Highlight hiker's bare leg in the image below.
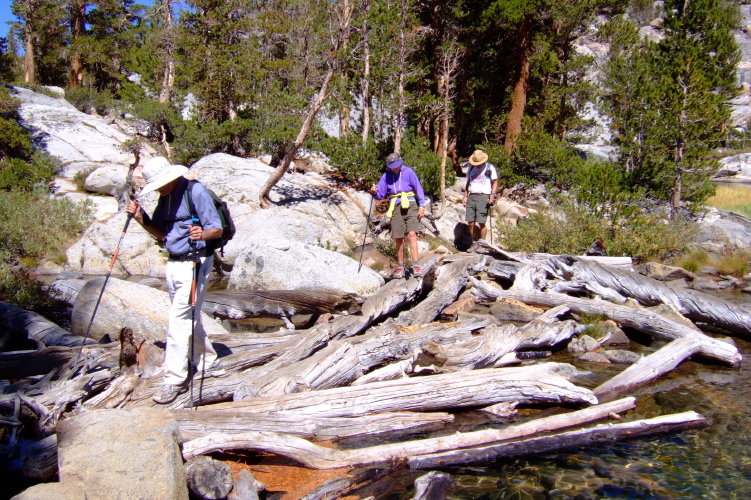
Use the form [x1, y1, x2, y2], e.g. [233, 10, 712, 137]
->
[408, 231, 419, 262]
[479, 222, 487, 241]
[468, 221, 478, 241]
[395, 237, 405, 265]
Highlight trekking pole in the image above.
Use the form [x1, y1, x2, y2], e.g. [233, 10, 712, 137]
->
[358, 195, 375, 273]
[188, 226, 199, 410]
[488, 202, 493, 246]
[73, 212, 133, 366]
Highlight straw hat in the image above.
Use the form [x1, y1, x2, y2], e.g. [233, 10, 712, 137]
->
[139, 157, 188, 195]
[469, 149, 489, 166]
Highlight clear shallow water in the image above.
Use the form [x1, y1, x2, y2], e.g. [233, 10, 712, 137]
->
[444, 334, 751, 499]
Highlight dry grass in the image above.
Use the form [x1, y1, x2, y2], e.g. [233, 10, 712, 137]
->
[706, 184, 751, 218]
[674, 248, 750, 277]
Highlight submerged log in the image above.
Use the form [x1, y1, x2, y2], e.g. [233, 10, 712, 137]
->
[470, 283, 741, 367]
[409, 411, 708, 469]
[412, 471, 455, 500]
[182, 398, 635, 467]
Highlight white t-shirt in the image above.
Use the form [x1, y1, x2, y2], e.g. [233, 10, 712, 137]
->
[466, 163, 498, 195]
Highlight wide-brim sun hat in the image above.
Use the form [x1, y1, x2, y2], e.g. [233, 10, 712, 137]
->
[469, 149, 489, 166]
[139, 156, 188, 195]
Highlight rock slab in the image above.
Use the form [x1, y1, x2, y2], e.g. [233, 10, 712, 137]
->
[13, 408, 188, 500]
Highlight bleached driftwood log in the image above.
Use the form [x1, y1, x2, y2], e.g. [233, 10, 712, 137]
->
[212, 364, 598, 418]
[203, 289, 360, 326]
[409, 411, 707, 469]
[416, 305, 576, 371]
[396, 256, 482, 326]
[182, 398, 635, 466]
[546, 256, 751, 338]
[470, 282, 741, 366]
[240, 317, 490, 397]
[594, 336, 703, 403]
[174, 410, 454, 441]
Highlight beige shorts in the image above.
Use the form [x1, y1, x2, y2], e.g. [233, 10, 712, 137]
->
[390, 203, 420, 239]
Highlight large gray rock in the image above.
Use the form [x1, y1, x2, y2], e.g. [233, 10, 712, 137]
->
[71, 276, 227, 342]
[694, 207, 751, 257]
[715, 152, 751, 182]
[12, 86, 137, 176]
[56, 153, 374, 276]
[11, 86, 154, 222]
[54, 408, 187, 500]
[228, 239, 384, 297]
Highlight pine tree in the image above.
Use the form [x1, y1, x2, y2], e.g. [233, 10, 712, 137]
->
[604, 0, 740, 214]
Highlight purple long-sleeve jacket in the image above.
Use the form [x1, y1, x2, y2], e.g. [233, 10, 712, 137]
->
[375, 166, 426, 207]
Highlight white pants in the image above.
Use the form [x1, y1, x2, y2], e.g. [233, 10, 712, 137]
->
[163, 255, 217, 385]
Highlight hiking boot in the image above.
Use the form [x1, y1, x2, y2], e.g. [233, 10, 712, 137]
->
[412, 265, 422, 277]
[391, 267, 405, 279]
[153, 383, 188, 404]
[204, 360, 226, 378]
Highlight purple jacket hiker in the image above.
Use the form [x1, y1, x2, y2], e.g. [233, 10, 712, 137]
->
[375, 165, 426, 207]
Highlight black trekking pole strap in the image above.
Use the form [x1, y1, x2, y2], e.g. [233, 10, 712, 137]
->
[73, 212, 133, 366]
[358, 196, 375, 273]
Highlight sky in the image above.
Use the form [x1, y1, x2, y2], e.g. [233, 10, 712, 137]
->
[1, 2, 15, 39]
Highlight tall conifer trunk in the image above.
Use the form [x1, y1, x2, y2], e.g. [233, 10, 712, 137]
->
[69, 1, 86, 88]
[504, 14, 532, 153]
[360, 0, 371, 144]
[23, 20, 35, 84]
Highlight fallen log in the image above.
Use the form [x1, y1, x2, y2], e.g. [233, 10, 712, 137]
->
[416, 305, 576, 372]
[546, 256, 751, 339]
[241, 317, 489, 397]
[173, 410, 454, 442]
[0, 347, 77, 379]
[0, 301, 93, 348]
[203, 289, 360, 328]
[212, 364, 598, 418]
[181, 398, 635, 467]
[409, 411, 707, 469]
[412, 471, 455, 500]
[396, 256, 482, 326]
[469, 282, 741, 367]
[593, 336, 702, 403]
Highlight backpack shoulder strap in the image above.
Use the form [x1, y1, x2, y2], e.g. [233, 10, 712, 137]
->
[183, 179, 200, 223]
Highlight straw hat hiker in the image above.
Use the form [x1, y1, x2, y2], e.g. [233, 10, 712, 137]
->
[468, 149, 489, 166]
[139, 156, 188, 195]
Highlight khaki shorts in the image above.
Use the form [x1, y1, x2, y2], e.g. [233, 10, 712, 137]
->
[466, 194, 490, 224]
[390, 203, 420, 239]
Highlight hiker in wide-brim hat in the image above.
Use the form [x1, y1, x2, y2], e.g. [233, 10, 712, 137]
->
[370, 153, 427, 279]
[126, 156, 226, 404]
[462, 149, 498, 249]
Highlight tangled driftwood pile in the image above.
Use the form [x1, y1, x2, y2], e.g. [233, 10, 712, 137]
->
[1, 240, 746, 498]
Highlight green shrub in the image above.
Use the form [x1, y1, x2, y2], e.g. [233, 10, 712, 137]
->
[499, 197, 695, 262]
[0, 188, 92, 264]
[315, 134, 384, 188]
[65, 85, 117, 115]
[401, 130, 454, 199]
[0, 264, 59, 310]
